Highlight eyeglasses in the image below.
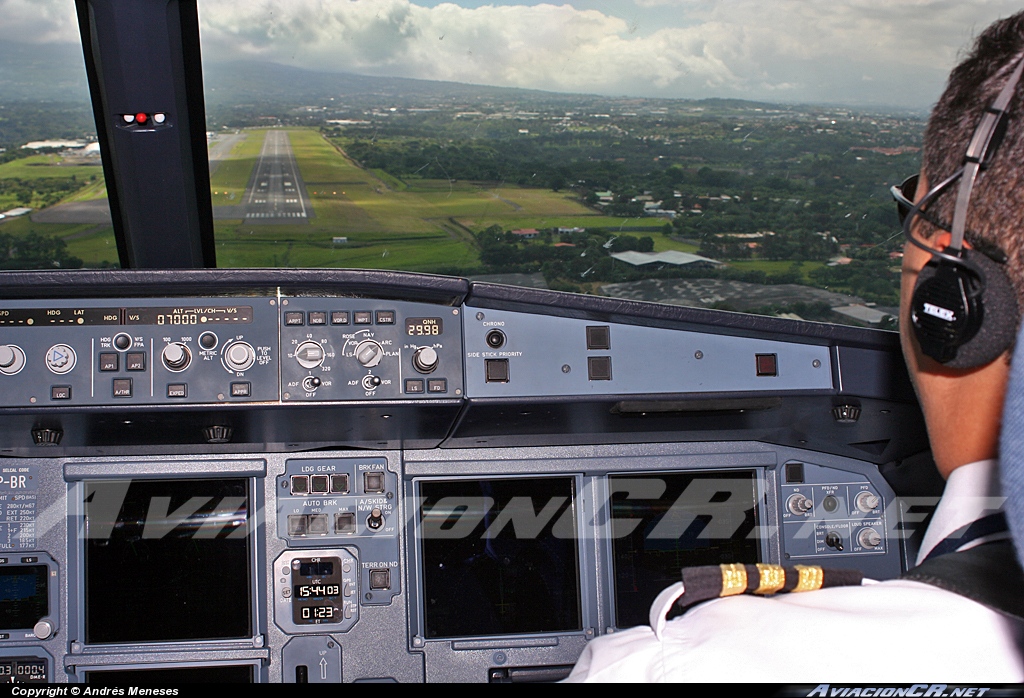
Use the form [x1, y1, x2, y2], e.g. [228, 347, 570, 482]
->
[890, 172, 1007, 264]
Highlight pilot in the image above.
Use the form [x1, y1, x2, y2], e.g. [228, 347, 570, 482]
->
[566, 11, 1024, 682]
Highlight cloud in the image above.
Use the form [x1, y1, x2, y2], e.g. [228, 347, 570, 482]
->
[3, 0, 1022, 107]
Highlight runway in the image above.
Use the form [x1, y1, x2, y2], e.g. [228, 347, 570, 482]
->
[241, 130, 313, 224]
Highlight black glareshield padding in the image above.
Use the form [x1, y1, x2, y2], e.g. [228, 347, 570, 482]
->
[912, 249, 1019, 368]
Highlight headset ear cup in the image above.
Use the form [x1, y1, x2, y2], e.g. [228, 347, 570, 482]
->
[911, 250, 1019, 368]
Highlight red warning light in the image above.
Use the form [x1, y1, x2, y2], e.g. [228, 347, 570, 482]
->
[135, 112, 148, 124]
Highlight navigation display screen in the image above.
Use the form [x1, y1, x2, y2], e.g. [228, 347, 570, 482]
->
[610, 470, 760, 628]
[83, 478, 252, 644]
[418, 477, 582, 638]
[0, 565, 48, 630]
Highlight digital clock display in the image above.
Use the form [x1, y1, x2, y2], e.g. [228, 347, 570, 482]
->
[406, 317, 442, 336]
[300, 606, 336, 620]
[296, 584, 341, 597]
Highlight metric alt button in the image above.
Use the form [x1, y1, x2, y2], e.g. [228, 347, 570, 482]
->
[126, 352, 146, 371]
[198, 332, 218, 350]
[99, 353, 119, 372]
[112, 378, 132, 398]
[45, 344, 76, 374]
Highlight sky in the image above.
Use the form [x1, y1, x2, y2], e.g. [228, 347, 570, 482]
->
[2, 0, 1022, 108]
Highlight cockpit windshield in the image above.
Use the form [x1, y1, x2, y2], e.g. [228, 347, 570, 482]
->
[1, 0, 1017, 329]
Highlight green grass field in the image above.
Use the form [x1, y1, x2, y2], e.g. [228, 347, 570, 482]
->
[2, 128, 686, 273]
[210, 131, 264, 206]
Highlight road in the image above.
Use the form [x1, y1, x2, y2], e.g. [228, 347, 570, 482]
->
[241, 130, 312, 224]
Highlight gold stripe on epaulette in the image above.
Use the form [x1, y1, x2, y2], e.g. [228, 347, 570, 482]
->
[792, 565, 825, 592]
[754, 563, 786, 595]
[719, 563, 747, 596]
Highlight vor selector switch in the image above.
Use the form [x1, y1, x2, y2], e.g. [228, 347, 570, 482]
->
[162, 342, 191, 372]
[412, 346, 439, 374]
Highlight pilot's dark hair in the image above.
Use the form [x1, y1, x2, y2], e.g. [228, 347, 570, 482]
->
[923, 11, 1024, 302]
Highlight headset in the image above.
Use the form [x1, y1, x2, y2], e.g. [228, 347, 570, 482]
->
[896, 55, 1024, 368]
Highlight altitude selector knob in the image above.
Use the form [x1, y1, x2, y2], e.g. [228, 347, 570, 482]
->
[355, 340, 383, 368]
[412, 346, 439, 374]
[162, 342, 191, 371]
[223, 342, 256, 372]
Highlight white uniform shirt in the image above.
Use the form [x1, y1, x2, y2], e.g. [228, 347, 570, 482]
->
[565, 460, 1024, 682]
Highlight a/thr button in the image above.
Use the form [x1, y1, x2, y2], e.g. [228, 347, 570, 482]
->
[112, 378, 132, 398]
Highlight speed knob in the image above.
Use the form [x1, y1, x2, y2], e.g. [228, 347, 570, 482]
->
[223, 342, 256, 372]
[295, 341, 325, 369]
[412, 346, 439, 374]
[355, 340, 383, 368]
[0, 344, 26, 375]
[161, 342, 191, 371]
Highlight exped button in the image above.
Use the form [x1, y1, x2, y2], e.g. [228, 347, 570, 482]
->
[166, 383, 187, 398]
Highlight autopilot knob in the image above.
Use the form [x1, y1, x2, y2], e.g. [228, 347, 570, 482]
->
[161, 342, 191, 371]
[223, 341, 256, 372]
[355, 340, 383, 368]
[0, 345, 26, 375]
[412, 346, 439, 374]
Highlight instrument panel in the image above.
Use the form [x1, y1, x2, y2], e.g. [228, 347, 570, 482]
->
[0, 270, 930, 682]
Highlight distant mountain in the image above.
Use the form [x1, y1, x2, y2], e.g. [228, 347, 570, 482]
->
[0, 41, 90, 102]
[202, 60, 588, 107]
